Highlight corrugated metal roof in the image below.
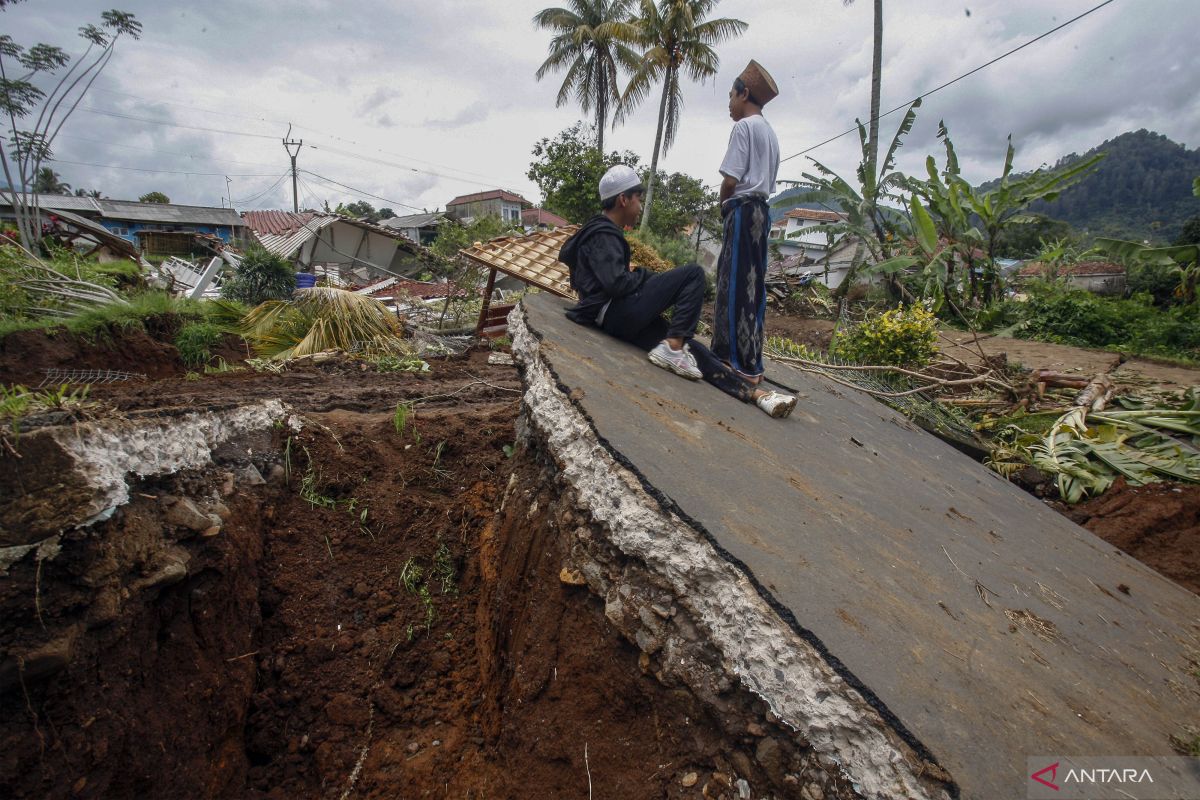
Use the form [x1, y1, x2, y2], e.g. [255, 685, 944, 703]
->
[45, 208, 140, 258]
[0, 193, 104, 213]
[97, 199, 244, 227]
[250, 214, 337, 258]
[460, 225, 577, 298]
[380, 212, 447, 229]
[241, 210, 320, 237]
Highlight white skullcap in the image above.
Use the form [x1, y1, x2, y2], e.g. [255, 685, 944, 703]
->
[598, 164, 642, 201]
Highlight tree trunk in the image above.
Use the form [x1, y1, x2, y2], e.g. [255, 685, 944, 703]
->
[597, 69, 607, 156]
[867, 0, 882, 185]
[639, 69, 672, 233]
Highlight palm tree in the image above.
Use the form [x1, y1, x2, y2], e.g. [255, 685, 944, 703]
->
[533, 0, 641, 155]
[32, 167, 71, 195]
[844, 0, 883, 212]
[619, 0, 746, 232]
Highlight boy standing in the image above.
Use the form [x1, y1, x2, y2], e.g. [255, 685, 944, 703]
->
[558, 164, 797, 418]
[713, 60, 780, 385]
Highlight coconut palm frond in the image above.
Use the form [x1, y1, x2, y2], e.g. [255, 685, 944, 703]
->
[241, 288, 403, 360]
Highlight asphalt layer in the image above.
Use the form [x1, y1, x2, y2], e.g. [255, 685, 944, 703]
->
[523, 292, 1200, 799]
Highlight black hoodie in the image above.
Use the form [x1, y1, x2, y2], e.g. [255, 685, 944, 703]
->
[558, 214, 649, 325]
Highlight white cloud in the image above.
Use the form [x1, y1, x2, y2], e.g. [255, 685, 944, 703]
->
[4, 0, 1197, 212]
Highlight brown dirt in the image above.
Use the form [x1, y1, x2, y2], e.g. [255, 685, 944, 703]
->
[1065, 480, 1200, 595]
[0, 334, 761, 799]
[2, 319, 1197, 799]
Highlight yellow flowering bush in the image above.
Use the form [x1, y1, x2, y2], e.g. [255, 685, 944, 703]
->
[831, 304, 939, 367]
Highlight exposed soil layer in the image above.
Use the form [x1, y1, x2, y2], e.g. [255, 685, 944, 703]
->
[2, 319, 1197, 798]
[1066, 480, 1200, 595]
[0, 346, 785, 799]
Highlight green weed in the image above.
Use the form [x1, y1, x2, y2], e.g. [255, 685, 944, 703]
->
[392, 402, 411, 435]
[371, 353, 430, 373]
[174, 321, 224, 367]
[399, 558, 424, 594]
[432, 539, 457, 597]
[298, 447, 337, 509]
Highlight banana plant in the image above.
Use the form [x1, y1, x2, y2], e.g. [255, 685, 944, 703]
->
[904, 124, 1103, 304]
[786, 99, 922, 309]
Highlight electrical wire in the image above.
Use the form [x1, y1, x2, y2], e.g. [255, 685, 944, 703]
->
[47, 158, 278, 177]
[299, 169, 428, 214]
[779, 0, 1118, 164]
[79, 106, 279, 140]
[233, 171, 291, 206]
[52, 132, 282, 171]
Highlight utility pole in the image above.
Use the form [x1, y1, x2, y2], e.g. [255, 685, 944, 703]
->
[282, 124, 303, 213]
[225, 176, 232, 209]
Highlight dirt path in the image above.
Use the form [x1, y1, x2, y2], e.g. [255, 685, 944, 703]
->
[938, 329, 1200, 391]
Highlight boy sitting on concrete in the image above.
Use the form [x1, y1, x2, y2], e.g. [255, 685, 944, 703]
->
[558, 164, 797, 418]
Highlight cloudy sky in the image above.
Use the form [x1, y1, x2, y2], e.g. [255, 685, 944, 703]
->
[5, 0, 1198, 214]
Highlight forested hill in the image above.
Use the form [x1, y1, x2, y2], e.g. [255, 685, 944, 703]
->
[993, 130, 1200, 244]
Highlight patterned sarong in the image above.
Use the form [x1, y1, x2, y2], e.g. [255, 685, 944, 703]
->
[712, 195, 771, 379]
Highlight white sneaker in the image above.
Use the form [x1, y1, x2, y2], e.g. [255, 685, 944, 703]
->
[756, 390, 797, 419]
[648, 341, 702, 380]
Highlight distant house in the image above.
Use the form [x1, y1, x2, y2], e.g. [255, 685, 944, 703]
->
[522, 207, 569, 231]
[242, 210, 441, 285]
[94, 199, 246, 247]
[446, 189, 531, 225]
[0, 193, 245, 252]
[769, 209, 857, 288]
[1017, 260, 1126, 295]
[379, 211, 450, 246]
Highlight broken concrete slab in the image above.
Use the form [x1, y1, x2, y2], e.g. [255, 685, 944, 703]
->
[0, 399, 292, 545]
[514, 293, 1200, 800]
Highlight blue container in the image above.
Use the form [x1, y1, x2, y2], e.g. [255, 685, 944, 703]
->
[295, 272, 316, 289]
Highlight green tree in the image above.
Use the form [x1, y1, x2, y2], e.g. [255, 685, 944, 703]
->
[32, 167, 70, 194]
[644, 169, 716, 239]
[220, 245, 296, 306]
[72, 187, 102, 199]
[0, 9, 141, 249]
[430, 215, 518, 260]
[992, 213, 1075, 258]
[377, 207, 396, 220]
[533, 0, 641, 156]
[138, 191, 169, 204]
[618, 0, 746, 232]
[527, 121, 641, 224]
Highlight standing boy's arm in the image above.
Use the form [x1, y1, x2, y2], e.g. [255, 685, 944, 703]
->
[718, 174, 738, 204]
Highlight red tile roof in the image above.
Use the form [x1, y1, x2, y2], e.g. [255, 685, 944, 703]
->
[1018, 260, 1125, 278]
[782, 208, 846, 223]
[522, 207, 569, 227]
[241, 210, 320, 236]
[447, 189, 531, 208]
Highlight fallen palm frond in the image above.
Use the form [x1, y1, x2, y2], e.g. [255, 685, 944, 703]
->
[240, 287, 403, 360]
[2, 242, 127, 317]
[1008, 404, 1200, 503]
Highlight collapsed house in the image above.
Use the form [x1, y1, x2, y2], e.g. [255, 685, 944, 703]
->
[241, 210, 442, 285]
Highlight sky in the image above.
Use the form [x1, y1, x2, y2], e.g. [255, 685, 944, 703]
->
[4, 0, 1198, 215]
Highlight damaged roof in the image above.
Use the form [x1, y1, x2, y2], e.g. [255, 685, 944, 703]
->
[459, 225, 577, 298]
[241, 210, 433, 261]
[97, 199, 244, 227]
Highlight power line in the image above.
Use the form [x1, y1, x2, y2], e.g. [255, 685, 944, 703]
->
[53, 132, 281, 171]
[80, 106, 279, 140]
[233, 171, 291, 206]
[779, 0, 1118, 165]
[46, 158, 278, 178]
[299, 170, 428, 214]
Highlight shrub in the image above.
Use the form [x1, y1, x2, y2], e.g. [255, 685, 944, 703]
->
[174, 322, 224, 367]
[1017, 284, 1200, 361]
[831, 304, 939, 367]
[220, 246, 296, 306]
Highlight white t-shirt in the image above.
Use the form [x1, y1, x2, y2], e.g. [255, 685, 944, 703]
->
[719, 114, 780, 199]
